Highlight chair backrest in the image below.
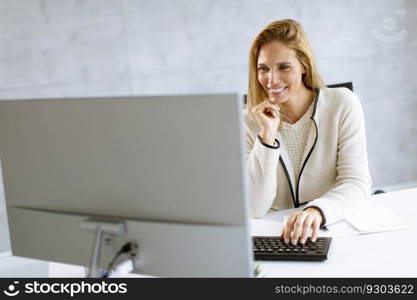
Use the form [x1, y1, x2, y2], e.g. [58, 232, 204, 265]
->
[243, 82, 353, 105]
[327, 82, 353, 91]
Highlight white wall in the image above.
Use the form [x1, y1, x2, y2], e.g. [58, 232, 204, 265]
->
[1, 0, 416, 255]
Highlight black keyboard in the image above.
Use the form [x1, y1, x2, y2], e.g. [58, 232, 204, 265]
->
[253, 236, 332, 261]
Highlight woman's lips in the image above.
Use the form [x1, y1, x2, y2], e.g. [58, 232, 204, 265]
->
[269, 86, 287, 96]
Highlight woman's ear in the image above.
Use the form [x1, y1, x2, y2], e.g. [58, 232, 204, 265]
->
[300, 61, 307, 75]
[301, 67, 307, 80]
[301, 65, 307, 76]
[301, 66, 307, 75]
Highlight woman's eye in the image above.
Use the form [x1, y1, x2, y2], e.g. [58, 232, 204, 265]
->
[280, 65, 290, 70]
[258, 66, 268, 72]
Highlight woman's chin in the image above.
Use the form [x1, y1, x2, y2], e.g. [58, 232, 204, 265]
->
[269, 96, 288, 105]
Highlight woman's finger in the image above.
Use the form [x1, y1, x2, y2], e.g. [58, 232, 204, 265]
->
[265, 108, 278, 118]
[290, 213, 308, 245]
[257, 101, 278, 112]
[311, 218, 321, 242]
[282, 213, 298, 243]
[299, 215, 314, 244]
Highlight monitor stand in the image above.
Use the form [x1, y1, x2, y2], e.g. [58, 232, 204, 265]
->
[80, 219, 127, 278]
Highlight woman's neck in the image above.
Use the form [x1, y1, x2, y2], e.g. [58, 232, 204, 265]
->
[280, 86, 315, 124]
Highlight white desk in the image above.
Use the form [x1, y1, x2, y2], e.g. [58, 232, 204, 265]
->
[1, 187, 416, 278]
[0, 252, 49, 277]
[254, 187, 417, 277]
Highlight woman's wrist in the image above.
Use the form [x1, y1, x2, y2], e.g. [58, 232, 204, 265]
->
[304, 206, 326, 227]
[259, 130, 276, 146]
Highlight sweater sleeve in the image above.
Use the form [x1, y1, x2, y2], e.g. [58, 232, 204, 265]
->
[304, 92, 372, 225]
[244, 113, 280, 218]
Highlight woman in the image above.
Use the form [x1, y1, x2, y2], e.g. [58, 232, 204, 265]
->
[245, 19, 371, 245]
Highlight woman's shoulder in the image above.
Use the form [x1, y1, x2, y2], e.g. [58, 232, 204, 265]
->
[319, 87, 362, 112]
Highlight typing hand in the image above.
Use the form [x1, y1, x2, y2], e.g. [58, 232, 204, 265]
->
[280, 208, 323, 245]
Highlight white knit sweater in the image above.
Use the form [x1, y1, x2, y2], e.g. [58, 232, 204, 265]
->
[244, 87, 372, 226]
[281, 101, 314, 188]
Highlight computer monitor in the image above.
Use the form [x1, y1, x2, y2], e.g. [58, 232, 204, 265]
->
[0, 94, 252, 277]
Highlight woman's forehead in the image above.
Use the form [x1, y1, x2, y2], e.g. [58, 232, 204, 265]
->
[257, 41, 298, 64]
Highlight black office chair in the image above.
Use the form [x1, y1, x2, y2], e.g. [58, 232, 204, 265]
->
[327, 82, 353, 91]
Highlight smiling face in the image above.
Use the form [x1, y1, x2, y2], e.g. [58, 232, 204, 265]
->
[257, 41, 307, 105]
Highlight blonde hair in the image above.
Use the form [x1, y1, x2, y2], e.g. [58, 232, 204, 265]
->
[247, 19, 325, 108]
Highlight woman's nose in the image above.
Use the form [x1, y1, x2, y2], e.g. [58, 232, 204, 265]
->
[267, 71, 281, 87]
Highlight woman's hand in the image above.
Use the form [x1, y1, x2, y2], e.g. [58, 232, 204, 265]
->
[280, 208, 323, 245]
[251, 100, 280, 145]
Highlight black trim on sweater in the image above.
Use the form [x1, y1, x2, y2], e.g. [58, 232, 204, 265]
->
[295, 119, 319, 206]
[257, 135, 280, 149]
[294, 88, 320, 206]
[279, 88, 320, 208]
[303, 205, 327, 227]
[279, 157, 297, 208]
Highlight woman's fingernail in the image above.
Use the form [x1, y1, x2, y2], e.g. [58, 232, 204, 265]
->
[291, 239, 297, 245]
[284, 238, 289, 244]
[300, 238, 306, 244]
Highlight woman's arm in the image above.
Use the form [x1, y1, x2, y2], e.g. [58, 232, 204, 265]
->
[244, 111, 281, 218]
[304, 92, 372, 226]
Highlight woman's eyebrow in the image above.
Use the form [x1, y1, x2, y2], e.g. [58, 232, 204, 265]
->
[257, 61, 292, 66]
